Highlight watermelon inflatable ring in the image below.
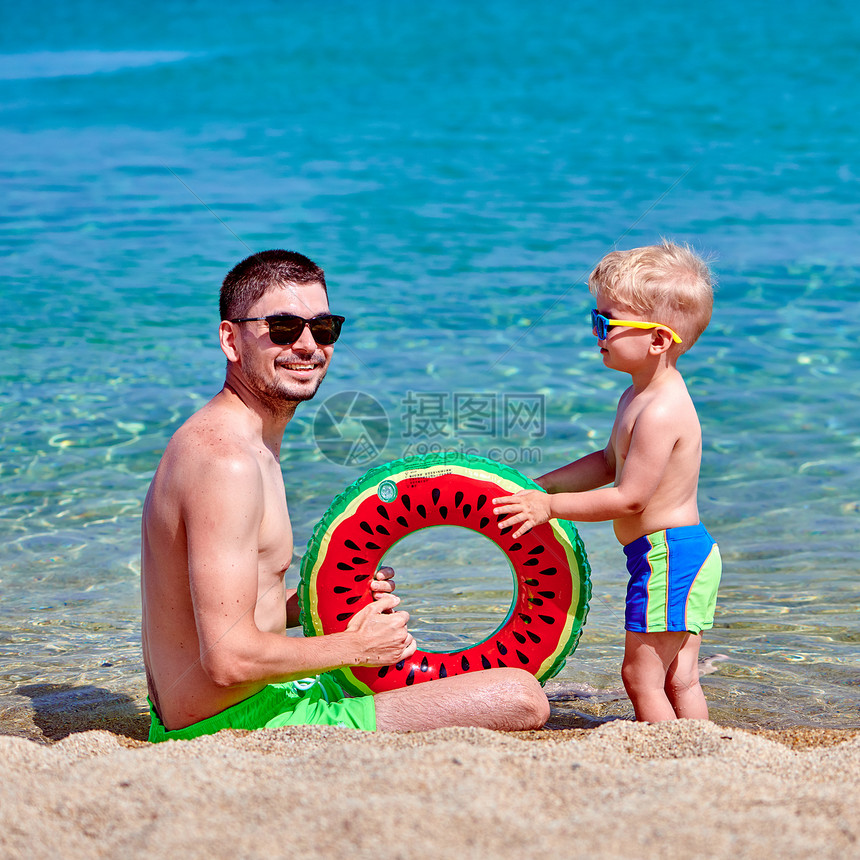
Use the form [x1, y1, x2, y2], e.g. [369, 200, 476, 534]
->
[298, 452, 591, 695]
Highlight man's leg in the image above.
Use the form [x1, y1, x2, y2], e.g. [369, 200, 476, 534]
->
[373, 668, 549, 731]
[621, 630, 690, 722]
[664, 632, 709, 719]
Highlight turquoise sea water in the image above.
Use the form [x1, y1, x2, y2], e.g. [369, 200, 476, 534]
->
[2, 0, 859, 733]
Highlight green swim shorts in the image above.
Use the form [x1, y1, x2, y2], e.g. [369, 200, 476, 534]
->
[148, 674, 376, 742]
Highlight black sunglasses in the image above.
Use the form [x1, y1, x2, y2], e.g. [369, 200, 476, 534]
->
[229, 313, 345, 346]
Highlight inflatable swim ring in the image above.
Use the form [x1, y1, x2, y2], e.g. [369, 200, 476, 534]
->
[299, 452, 591, 695]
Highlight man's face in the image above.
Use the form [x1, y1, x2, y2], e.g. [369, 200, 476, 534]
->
[233, 281, 335, 411]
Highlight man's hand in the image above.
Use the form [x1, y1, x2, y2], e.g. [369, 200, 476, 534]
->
[346, 592, 417, 666]
[370, 565, 396, 599]
[492, 490, 553, 539]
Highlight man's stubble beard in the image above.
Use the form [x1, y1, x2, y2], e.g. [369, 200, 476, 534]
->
[244, 359, 330, 420]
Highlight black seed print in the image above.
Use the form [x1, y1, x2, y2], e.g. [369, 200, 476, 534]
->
[420, 656, 429, 672]
[439, 506, 448, 519]
[479, 517, 490, 528]
[477, 494, 487, 510]
[333, 586, 350, 593]
[481, 655, 491, 670]
[366, 541, 381, 550]
[499, 526, 513, 536]
[376, 505, 390, 520]
[538, 591, 555, 599]
[461, 656, 470, 671]
[354, 574, 369, 582]
[336, 612, 353, 621]
[376, 524, 390, 535]
[378, 665, 389, 678]
[352, 556, 369, 565]
[346, 596, 362, 605]
[524, 578, 539, 586]
[345, 539, 360, 551]
[528, 545, 545, 555]
[462, 504, 471, 518]
[439, 663, 448, 679]
[396, 660, 405, 671]
[527, 630, 541, 644]
[513, 631, 526, 644]
[539, 567, 557, 576]
[523, 558, 540, 566]
[518, 613, 532, 624]
[406, 668, 415, 685]
[360, 521, 373, 534]
[397, 516, 408, 527]
[432, 488, 441, 505]
[516, 650, 529, 665]
[336, 562, 354, 570]
[455, 491, 464, 508]
[496, 641, 508, 655]
[402, 494, 411, 511]
[509, 542, 522, 552]
[497, 659, 507, 667]
[528, 597, 544, 606]
[538, 615, 555, 625]
[417, 504, 427, 518]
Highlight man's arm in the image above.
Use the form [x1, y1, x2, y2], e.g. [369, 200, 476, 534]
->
[185, 454, 415, 689]
[493, 404, 679, 538]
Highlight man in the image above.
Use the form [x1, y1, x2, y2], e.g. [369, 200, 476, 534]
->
[141, 250, 549, 740]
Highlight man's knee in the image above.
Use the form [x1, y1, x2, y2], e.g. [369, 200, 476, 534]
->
[494, 668, 550, 729]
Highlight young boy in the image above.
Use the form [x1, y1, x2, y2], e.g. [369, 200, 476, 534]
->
[493, 241, 721, 722]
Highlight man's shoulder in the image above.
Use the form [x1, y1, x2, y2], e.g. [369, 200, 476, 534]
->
[159, 401, 264, 485]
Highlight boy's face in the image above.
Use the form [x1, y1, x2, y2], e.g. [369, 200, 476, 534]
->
[592, 296, 666, 373]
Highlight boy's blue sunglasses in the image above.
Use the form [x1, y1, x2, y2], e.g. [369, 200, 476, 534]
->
[591, 310, 683, 344]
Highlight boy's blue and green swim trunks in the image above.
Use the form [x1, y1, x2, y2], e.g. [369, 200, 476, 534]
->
[148, 673, 376, 742]
[623, 524, 722, 635]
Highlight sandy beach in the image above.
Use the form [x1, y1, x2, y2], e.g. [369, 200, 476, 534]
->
[2, 706, 859, 859]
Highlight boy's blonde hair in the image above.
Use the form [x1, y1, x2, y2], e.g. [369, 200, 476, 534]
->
[588, 241, 714, 352]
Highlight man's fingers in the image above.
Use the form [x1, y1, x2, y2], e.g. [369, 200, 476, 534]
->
[371, 565, 397, 597]
[366, 592, 400, 612]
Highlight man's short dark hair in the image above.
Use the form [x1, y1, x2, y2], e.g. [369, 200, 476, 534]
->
[220, 250, 327, 321]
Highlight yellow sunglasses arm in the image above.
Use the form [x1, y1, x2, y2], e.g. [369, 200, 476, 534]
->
[614, 319, 683, 344]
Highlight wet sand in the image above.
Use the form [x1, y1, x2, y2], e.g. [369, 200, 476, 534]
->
[1, 701, 859, 859]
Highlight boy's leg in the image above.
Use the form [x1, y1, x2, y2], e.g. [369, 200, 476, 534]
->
[373, 667, 550, 731]
[622, 630, 693, 722]
[664, 632, 708, 719]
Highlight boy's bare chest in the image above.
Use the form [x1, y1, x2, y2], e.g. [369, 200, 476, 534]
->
[609, 396, 645, 462]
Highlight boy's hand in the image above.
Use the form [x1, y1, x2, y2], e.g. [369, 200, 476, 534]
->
[492, 490, 552, 539]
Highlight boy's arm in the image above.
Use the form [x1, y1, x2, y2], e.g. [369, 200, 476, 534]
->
[536, 449, 615, 493]
[494, 404, 679, 538]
